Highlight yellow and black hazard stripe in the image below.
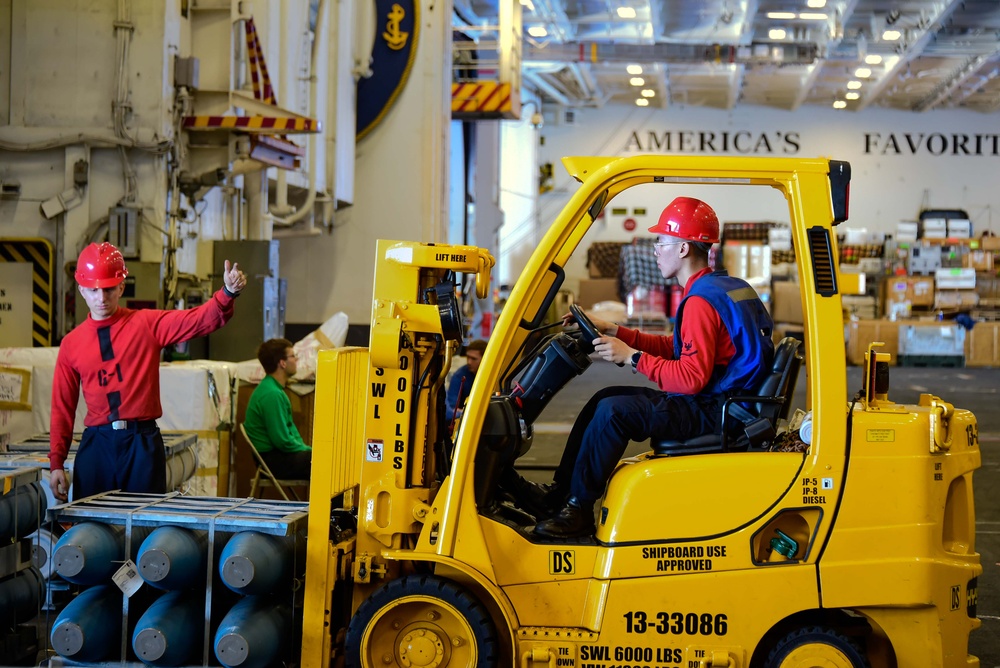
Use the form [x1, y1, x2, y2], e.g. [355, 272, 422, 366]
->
[182, 115, 320, 133]
[451, 82, 518, 118]
[0, 238, 54, 346]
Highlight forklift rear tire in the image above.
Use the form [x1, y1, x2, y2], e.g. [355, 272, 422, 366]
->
[345, 574, 499, 668]
[765, 626, 871, 668]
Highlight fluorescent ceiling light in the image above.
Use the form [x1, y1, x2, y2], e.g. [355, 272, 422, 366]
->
[630, 77, 645, 86]
[641, 89, 655, 97]
[833, 100, 847, 109]
[882, 29, 901, 41]
[807, 0, 826, 7]
[847, 80, 862, 90]
[855, 67, 871, 78]
[865, 54, 883, 65]
[636, 98, 649, 106]
[767, 12, 796, 19]
[627, 64, 643, 75]
[527, 25, 548, 37]
[518, 0, 535, 11]
[799, 12, 827, 20]
[617, 6, 636, 19]
[769, 28, 787, 39]
[845, 92, 860, 100]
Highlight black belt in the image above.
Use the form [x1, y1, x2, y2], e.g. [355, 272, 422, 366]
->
[95, 419, 158, 431]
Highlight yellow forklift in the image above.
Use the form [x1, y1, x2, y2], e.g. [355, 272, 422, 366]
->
[300, 156, 982, 667]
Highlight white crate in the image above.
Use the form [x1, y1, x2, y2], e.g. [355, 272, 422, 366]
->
[896, 221, 918, 241]
[935, 267, 976, 290]
[947, 219, 972, 238]
[921, 218, 948, 239]
[898, 324, 965, 357]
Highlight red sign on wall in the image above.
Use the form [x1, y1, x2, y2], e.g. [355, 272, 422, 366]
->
[623, 218, 637, 231]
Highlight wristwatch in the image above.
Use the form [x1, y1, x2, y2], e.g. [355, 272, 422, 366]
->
[630, 351, 643, 373]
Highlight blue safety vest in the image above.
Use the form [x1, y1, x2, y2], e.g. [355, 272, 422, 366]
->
[673, 270, 775, 395]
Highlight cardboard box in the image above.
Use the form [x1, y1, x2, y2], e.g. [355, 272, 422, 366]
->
[722, 242, 771, 280]
[966, 322, 1000, 367]
[882, 276, 935, 309]
[847, 319, 900, 366]
[976, 275, 1000, 306]
[981, 236, 1000, 251]
[934, 290, 979, 311]
[963, 250, 994, 272]
[586, 242, 625, 278]
[771, 280, 804, 325]
[772, 323, 804, 345]
[842, 295, 878, 320]
[577, 278, 620, 308]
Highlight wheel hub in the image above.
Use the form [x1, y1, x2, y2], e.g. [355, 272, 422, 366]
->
[398, 628, 445, 668]
[781, 644, 854, 668]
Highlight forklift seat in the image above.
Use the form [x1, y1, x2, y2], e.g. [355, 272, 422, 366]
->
[650, 337, 803, 456]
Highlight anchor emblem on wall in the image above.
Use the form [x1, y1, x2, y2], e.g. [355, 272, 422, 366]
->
[383, 4, 408, 51]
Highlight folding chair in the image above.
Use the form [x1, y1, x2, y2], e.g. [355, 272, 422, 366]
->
[238, 423, 309, 501]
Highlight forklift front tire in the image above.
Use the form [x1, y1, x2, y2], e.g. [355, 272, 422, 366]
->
[345, 574, 499, 668]
[764, 626, 871, 668]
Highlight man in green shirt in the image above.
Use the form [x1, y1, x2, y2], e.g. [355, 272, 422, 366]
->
[244, 338, 312, 479]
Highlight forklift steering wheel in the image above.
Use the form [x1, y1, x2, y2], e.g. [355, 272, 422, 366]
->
[569, 304, 602, 355]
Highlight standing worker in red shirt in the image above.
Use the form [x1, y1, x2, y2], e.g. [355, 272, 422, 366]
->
[48, 242, 247, 502]
[528, 197, 774, 538]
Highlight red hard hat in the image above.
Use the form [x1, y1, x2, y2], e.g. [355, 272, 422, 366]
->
[648, 197, 720, 243]
[75, 242, 128, 288]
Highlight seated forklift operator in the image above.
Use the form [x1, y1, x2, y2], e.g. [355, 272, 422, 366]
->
[525, 197, 775, 539]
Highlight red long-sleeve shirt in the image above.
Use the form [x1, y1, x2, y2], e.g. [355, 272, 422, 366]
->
[616, 268, 736, 394]
[49, 289, 236, 470]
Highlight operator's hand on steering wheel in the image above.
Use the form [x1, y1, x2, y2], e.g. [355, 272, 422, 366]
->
[593, 336, 637, 366]
[561, 310, 619, 336]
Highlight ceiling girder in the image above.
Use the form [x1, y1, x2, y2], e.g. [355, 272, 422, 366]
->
[524, 41, 819, 65]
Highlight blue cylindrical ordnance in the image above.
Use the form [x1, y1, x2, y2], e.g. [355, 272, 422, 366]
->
[0, 567, 43, 626]
[53, 521, 152, 585]
[138, 526, 206, 591]
[132, 590, 204, 667]
[218, 531, 292, 595]
[53, 521, 124, 585]
[214, 596, 291, 668]
[50, 584, 121, 663]
[0, 482, 47, 542]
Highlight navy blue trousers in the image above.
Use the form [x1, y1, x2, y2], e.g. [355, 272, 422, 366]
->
[73, 423, 166, 501]
[552, 386, 721, 503]
[261, 450, 312, 480]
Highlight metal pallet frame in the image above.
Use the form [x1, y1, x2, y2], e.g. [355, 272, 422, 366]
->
[47, 492, 308, 666]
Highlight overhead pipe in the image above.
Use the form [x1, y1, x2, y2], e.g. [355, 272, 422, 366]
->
[913, 52, 994, 111]
[271, 0, 327, 227]
[525, 41, 820, 65]
[856, 0, 965, 111]
[566, 63, 594, 98]
[523, 70, 573, 106]
[529, 0, 574, 43]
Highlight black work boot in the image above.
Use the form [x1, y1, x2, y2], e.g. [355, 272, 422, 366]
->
[533, 497, 596, 539]
[504, 474, 567, 519]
